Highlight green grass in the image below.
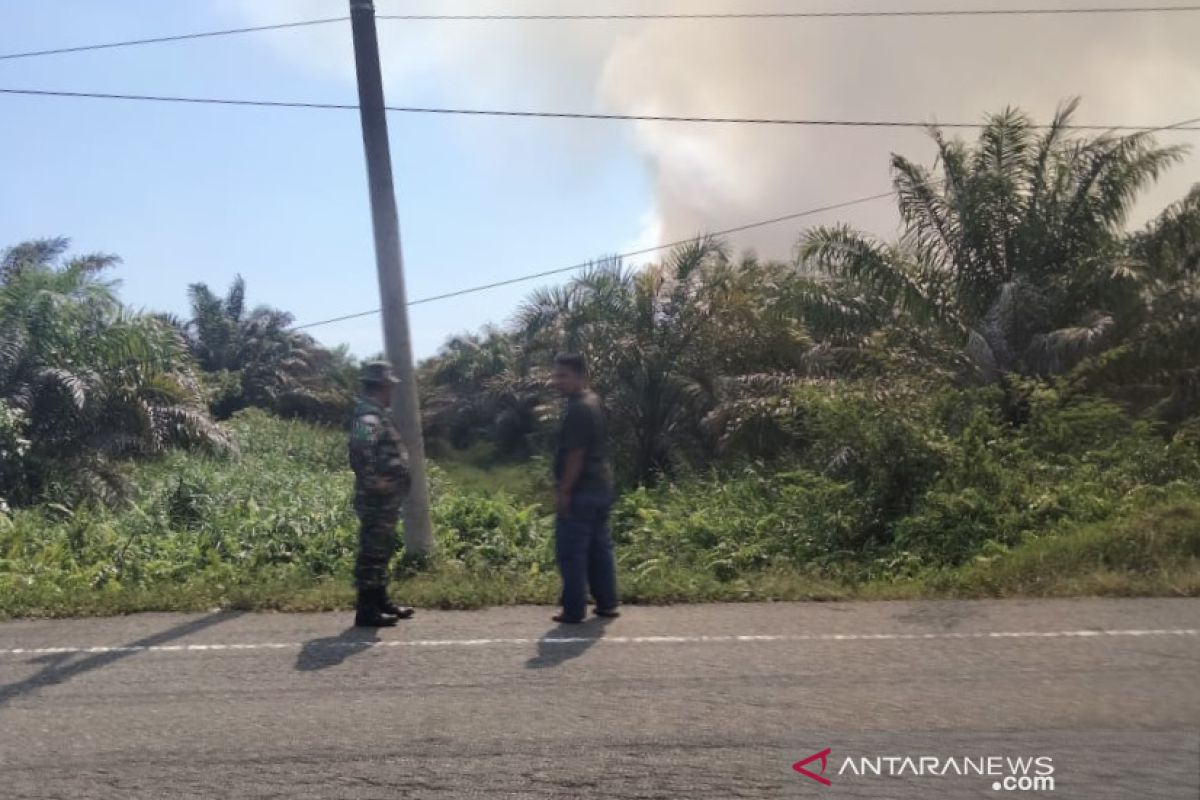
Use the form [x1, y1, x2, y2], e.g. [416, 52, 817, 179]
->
[928, 500, 1200, 598]
[3, 504, 1196, 618]
[431, 444, 550, 505]
[1, 408, 1198, 619]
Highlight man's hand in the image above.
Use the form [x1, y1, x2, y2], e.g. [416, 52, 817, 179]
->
[556, 491, 572, 518]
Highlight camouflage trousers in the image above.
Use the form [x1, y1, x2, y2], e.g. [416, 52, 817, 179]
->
[354, 500, 400, 591]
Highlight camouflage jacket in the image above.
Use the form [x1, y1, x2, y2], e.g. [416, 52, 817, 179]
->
[349, 398, 411, 508]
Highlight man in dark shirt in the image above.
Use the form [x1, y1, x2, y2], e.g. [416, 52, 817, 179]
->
[550, 353, 619, 623]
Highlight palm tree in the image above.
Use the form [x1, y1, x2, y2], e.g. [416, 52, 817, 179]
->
[419, 327, 549, 456]
[800, 100, 1186, 381]
[418, 241, 882, 481]
[1075, 184, 1200, 423]
[513, 242, 813, 484]
[0, 239, 226, 506]
[185, 277, 350, 420]
[272, 341, 361, 426]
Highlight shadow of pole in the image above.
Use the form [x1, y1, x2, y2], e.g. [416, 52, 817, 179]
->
[0, 611, 241, 708]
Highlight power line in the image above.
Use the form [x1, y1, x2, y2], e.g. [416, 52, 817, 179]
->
[291, 111, 1200, 331]
[5, 88, 1200, 132]
[378, 5, 1200, 20]
[2, 6, 1197, 62]
[374, 106, 1200, 132]
[0, 18, 347, 62]
[0, 87, 358, 112]
[290, 189, 900, 331]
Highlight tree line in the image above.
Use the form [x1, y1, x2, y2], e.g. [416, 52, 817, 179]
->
[0, 246, 358, 507]
[422, 103, 1200, 485]
[3, 101, 1198, 510]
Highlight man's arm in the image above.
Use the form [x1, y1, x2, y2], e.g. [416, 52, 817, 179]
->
[557, 448, 586, 516]
[556, 401, 595, 515]
[387, 438, 413, 497]
[350, 415, 399, 493]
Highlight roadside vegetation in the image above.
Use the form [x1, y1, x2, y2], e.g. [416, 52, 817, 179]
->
[3, 103, 1198, 617]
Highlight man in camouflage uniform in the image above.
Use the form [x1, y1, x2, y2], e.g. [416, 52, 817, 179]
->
[348, 361, 415, 627]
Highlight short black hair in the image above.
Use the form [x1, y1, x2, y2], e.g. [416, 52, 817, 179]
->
[553, 353, 587, 377]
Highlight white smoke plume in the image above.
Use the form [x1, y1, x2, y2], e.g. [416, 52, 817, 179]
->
[231, 0, 1200, 259]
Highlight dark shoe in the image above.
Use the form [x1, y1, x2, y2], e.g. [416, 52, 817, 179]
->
[379, 599, 415, 619]
[373, 587, 414, 620]
[355, 607, 399, 627]
[552, 613, 586, 624]
[355, 588, 399, 627]
[593, 607, 621, 618]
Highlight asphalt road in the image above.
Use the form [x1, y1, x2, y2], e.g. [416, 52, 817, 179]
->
[1, 599, 1197, 799]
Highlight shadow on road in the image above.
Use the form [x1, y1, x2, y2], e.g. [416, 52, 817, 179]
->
[525, 617, 612, 670]
[893, 601, 983, 631]
[295, 626, 380, 672]
[0, 611, 240, 708]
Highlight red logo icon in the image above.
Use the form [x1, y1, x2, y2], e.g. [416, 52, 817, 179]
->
[793, 748, 832, 786]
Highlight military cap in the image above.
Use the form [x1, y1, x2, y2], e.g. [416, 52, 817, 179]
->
[360, 360, 402, 386]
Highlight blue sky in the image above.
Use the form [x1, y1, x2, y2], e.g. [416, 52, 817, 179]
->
[3, 1, 1199, 360]
[0, 1, 652, 359]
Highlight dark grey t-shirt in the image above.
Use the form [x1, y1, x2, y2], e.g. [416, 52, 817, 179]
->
[554, 390, 613, 494]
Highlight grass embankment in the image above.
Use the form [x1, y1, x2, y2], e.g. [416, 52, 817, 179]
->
[1, 409, 1197, 618]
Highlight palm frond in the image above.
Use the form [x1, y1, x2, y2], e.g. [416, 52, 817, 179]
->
[893, 155, 961, 273]
[1, 238, 70, 280]
[65, 252, 121, 275]
[1025, 314, 1115, 376]
[1027, 97, 1082, 219]
[973, 106, 1035, 180]
[965, 328, 1001, 383]
[225, 275, 247, 322]
[799, 225, 959, 335]
[36, 367, 94, 411]
[666, 237, 726, 281]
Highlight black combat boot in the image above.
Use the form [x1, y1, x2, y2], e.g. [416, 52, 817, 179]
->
[375, 586, 414, 620]
[354, 588, 399, 627]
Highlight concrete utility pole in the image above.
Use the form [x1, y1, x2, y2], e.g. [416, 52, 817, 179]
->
[348, 0, 433, 557]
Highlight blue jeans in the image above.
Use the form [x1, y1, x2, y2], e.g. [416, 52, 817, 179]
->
[555, 491, 618, 621]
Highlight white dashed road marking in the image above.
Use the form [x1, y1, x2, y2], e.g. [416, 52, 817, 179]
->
[0, 628, 1195, 656]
